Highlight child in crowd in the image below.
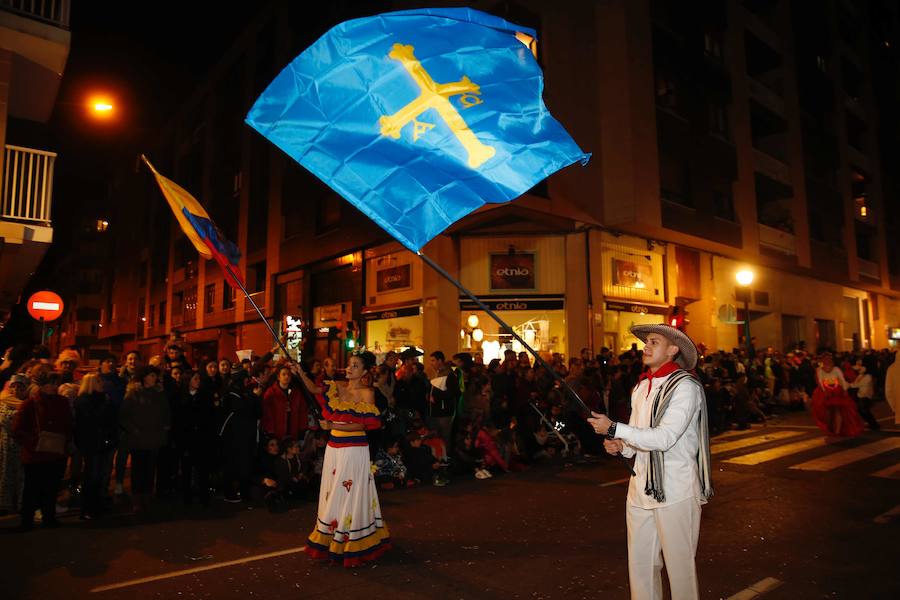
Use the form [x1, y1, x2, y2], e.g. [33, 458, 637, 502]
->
[475, 422, 509, 474]
[403, 431, 441, 486]
[374, 438, 409, 489]
[272, 437, 307, 509]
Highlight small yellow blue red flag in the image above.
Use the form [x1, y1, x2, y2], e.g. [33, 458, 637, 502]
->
[246, 7, 589, 252]
[142, 155, 244, 289]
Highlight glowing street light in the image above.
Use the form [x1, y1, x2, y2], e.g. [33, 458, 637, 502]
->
[87, 94, 115, 120]
[735, 269, 754, 287]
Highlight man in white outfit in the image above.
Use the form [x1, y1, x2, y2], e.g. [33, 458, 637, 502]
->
[589, 324, 713, 600]
[886, 350, 900, 425]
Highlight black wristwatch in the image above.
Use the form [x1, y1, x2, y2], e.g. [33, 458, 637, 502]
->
[606, 421, 617, 439]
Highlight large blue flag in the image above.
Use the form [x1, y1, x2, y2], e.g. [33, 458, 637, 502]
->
[246, 7, 589, 252]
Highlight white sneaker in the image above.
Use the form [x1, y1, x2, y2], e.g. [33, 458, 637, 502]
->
[482, 469, 493, 478]
[475, 469, 489, 479]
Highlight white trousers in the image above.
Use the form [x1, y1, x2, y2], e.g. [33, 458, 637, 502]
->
[626, 498, 701, 600]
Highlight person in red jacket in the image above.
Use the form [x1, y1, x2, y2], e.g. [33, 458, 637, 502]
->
[13, 365, 73, 530]
[262, 365, 308, 440]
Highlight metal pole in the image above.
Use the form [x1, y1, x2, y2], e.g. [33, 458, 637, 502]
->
[744, 296, 752, 360]
[40, 317, 46, 346]
[418, 251, 634, 476]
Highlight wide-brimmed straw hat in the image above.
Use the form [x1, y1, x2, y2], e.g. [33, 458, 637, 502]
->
[629, 324, 699, 370]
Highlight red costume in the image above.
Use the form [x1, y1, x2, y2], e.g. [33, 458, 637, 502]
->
[810, 367, 864, 437]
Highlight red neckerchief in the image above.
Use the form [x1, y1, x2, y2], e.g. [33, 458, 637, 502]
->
[638, 361, 681, 397]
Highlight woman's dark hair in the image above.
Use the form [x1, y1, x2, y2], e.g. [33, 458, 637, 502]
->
[136, 365, 161, 383]
[356, 351, 377, 371]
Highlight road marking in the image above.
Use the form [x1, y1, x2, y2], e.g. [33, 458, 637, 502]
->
[599, 477, 630, 487]
[90, 546, 307, 593]
[711, 430, 805, 455]
[871, 462, 900, 480]
[725, 437, 826, 465]
[725, 576, 783, 599]
[712, 426, 764, 440]
[789, 437, 900, 472]
[874, 504, 900, 524]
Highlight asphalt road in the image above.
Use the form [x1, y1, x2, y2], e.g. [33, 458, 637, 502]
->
[2, 409, 898, 600]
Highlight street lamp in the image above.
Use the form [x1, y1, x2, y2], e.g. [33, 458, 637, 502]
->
[735, 268, 754, 359]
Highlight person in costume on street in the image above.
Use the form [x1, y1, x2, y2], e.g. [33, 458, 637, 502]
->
[588, 324, 713, 600]
[809, 353, 864, 438]
[291, 352, 391, 567]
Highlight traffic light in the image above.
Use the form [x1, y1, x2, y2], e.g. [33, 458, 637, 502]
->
[668, 306, 685, 330]
[345, 320, 357, 350]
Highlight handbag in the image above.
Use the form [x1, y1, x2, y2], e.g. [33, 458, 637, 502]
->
[34, 405, 67, 455]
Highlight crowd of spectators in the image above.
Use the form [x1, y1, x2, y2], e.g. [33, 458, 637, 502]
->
[0, 337, 895, 531]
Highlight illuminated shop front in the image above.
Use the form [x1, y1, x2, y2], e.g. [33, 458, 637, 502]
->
[362, 244, 424, 362]
[458, 234, 570, 362]
[459, 297, 567, 364]
[600, 233, 668, 353]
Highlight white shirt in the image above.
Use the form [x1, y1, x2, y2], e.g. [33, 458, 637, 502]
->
[614, 368, 704, 509]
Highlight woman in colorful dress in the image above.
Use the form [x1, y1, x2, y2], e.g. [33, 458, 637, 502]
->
[810, 354, 864, 437]
[293, 352, 391, 567]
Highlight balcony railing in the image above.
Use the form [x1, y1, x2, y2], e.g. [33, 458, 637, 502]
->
[1, 144, 55, 224]
[1, 0, 70, 28]
[857, 258, 880, 280]
[759, 223, 797, 255]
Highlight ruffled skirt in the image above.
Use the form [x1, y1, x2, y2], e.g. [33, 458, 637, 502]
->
[810, 386, 864, 437]
[305, 444, 391, 567]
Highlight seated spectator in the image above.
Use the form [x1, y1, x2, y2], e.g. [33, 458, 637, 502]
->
[474, 422, 509, 474]
[374, 439, 408, 489]
[254, 435, 281, 503]
[403, 431, 440, 485]
[271, 437, 307, 509]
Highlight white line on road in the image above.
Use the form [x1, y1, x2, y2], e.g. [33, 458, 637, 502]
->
[90, 546, 307, 593]
[725, 437, 826, 465]
[789, 437, 900, 472]
[725, 576, 783, 599]
[599, 477, 630, 487]
[711, 430, 805, 455]
[871, 462, 900, 480]
[874, 504, 900, 525]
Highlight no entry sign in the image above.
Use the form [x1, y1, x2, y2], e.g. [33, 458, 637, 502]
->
[27, 290, 64, 322]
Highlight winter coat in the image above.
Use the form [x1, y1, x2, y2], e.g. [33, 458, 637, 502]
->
[119, 385, 170, 451]
[12, 390, 73, 464]
[74, 391, 118, 455]
[261, 383, 307, 440]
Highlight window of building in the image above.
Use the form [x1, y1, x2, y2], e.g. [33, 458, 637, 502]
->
[159, 301, 167, 326]
[223, 285, 235, 310]
[816, 55, 827, 73]
[183, 287, 197, 325]
[96, 219, 109, 232]
[655, 73, 679, 110]
[172, 292, 184, 326]
[659, 155, 693, 208]
[713, 190, 736, 221]
[704, 31, 723, 61]
[315, 195, 342, 235]
[248, 260, 267, 294]
[709, 102, 729, 139]
[138, 297, 146, 327]
[205, 284, 216, 313]
[149, 304, 155, 328]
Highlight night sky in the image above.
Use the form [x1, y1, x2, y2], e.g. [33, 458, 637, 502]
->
[0, 2, 261, 346]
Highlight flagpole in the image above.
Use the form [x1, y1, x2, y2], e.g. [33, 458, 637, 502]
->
[417, 251, 634, 476]
[222, 263, 322, 420]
